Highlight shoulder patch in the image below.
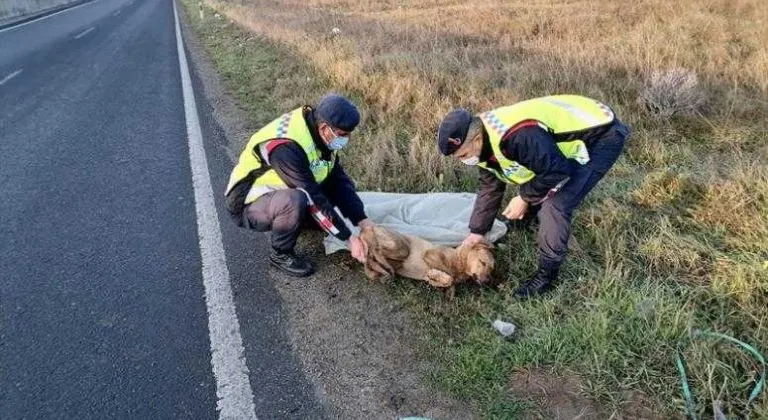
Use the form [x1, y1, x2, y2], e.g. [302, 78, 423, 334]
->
[501, 119, 550, 145]
[265, 138, 292, 155]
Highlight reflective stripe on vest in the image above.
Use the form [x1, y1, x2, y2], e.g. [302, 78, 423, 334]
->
[477, 95, 614, 185]
[225, 107, 336, 204]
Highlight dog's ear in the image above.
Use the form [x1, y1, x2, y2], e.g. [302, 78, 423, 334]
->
[359, 226, 376, 247]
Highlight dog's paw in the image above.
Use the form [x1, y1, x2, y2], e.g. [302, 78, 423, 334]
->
[426, 269, 455, 288]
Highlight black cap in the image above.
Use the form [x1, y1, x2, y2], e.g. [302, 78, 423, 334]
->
[437, 109, 472, 155]
[316, 94, 361, 132]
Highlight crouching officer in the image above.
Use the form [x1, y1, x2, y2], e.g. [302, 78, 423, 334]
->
[437, 95, 630, 298]
[225, 93, 373, 277]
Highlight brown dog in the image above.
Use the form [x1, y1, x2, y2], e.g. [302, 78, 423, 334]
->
[359, 225, 494, 294]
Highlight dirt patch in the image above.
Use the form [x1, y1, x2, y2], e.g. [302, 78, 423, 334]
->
[618, 390, 671, 420]
[275, 234, 477, 419]
[180, 12, 477, 420]
[509, 368, 668, 420]
[510, 368, 600, 420]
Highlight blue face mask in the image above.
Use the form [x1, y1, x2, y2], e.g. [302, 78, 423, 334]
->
[327, 135, 349, 151]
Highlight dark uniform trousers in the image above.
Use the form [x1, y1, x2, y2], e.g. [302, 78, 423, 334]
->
[241, 186, 337, 252]
[535, 120, 630, 270]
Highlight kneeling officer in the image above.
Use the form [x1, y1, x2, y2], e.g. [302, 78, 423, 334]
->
[225, 94, 372, 277]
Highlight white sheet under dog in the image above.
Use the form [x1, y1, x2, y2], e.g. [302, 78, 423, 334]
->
[323, 191, 508, 254]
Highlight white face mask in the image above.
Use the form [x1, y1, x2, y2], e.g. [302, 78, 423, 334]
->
[461, 156, 480, 166]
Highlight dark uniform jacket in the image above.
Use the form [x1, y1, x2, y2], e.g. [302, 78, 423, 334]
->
[469, 123, 612, 234]
[226, 108, 366, 241]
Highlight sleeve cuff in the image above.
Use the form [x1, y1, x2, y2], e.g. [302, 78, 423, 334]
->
[350, 213, 368, 226]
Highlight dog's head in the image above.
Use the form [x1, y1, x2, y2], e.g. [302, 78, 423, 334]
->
[459, 241, 495, 284]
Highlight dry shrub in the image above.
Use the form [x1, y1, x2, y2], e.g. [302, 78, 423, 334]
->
[638, 68, 707, 118]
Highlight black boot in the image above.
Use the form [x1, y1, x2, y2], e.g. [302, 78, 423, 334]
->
[269, 248, 314, 277]
[515, 263, 559, 299]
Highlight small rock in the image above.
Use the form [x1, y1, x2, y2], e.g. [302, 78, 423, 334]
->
[492, 319, 516, 337]
[713, 400, 727, 420]
[637, 299, 656, 323]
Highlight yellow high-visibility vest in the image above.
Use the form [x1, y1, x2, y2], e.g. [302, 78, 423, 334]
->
[225, 107, 335, 204]
[477, 95, 615, 184]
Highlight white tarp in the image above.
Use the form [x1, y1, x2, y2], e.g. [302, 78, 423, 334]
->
[323, 192, 508, 254]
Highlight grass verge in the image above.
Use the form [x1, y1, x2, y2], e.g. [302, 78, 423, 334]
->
[180, 0, 768, 418]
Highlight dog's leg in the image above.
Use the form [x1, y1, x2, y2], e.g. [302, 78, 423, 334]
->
[364, 265, 383, 283]
[423, 248, 454, 274]
[371, 248, 396, 278]
[426, 269, 455, 288]
[366, 258, 392, 283]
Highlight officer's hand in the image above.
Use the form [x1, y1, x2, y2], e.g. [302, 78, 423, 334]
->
[349, 235, 368, 263]
[462, 233, 484, 247]
[357, 218, 374, 230]
[502, 195, 529, 220]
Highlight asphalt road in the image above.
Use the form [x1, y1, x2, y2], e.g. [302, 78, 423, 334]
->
[0, 0, 324, 418]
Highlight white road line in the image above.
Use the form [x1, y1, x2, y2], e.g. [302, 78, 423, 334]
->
[172, 1, 258, 419]
[0, 0, 104, 34]
[74, 26, 95, 39]
[113, 10, 121, 16]
[0, 69, 23, 86]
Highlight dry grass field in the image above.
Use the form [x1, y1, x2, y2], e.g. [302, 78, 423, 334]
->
[182, 0, 767, 417]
